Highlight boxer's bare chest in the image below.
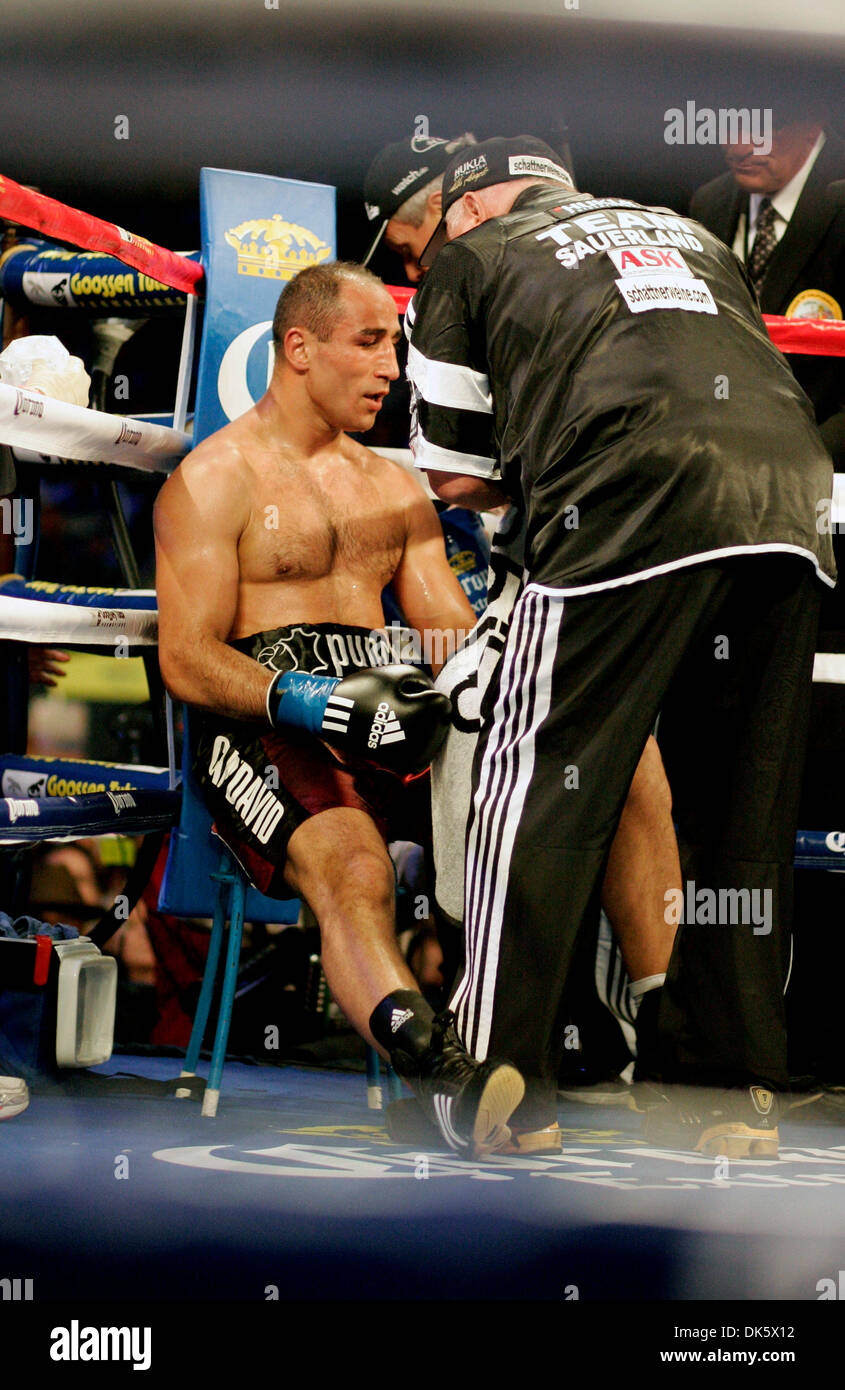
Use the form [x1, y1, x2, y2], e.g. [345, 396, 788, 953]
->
[233, 450, 406, 625]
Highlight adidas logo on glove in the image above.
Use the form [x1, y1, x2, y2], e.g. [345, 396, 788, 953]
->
[390, 1007, 414, 1032]
[267, 663, 452, 776]
[368, 701, 405, 750]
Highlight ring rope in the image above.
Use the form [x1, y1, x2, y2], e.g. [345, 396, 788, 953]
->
[0, 383, 189, 472]
[0, 593, 157, 645]
[2, 173, 842, 351]
[0, 173, 203, 296]
[0, 788, 180, 844]
[795, 830, 845, 869]
[762, 314, 845, 357]
[0, 239, 189, 315]
[0, 754, 172, 797]
[0, 578, 156, 610]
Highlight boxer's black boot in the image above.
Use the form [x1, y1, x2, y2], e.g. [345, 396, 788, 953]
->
[370, 990, 524, 1159]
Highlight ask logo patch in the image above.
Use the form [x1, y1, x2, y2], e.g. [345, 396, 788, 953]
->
[608, 246, 691, 276]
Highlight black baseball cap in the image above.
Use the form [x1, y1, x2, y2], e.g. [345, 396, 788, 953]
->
[362, 135, 458, 265]
[419, 135, 575, 269]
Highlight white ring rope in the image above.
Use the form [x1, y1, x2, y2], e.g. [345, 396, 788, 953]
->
[0, 593, 157, 645]
[0, 382, 190, 473]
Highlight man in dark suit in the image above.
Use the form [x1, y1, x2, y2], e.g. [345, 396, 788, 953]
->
[693, 117, 845, 1097]
[690, 116, 845, 466]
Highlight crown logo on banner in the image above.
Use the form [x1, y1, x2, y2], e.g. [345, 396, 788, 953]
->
[224, 215, 331, 280]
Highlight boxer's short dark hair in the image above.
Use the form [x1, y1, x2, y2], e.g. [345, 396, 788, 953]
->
[273, 262, 385, 346]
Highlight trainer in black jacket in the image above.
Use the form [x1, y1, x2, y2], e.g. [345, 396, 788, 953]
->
[407, 135, 835, 1154]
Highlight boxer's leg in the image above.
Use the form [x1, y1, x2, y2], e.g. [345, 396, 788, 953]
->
[284, 806, 524, 1158]
[600, 735, 681, 1080]
[194, 712, 524, 1155]
[282, 805, 414, 1050]
[601, 736, 680, 983]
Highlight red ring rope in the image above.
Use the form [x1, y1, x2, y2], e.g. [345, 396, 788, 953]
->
[0, 174, 203, 296]
[2, 175, 843, 355]
[762, 314, 845, 357]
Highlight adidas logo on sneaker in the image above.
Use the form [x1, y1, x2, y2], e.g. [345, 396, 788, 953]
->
[368, 701, 406, 750]
[390, 1007, 414, 1033]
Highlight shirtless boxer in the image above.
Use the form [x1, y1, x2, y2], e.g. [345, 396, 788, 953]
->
[154, 261, 527, 1159]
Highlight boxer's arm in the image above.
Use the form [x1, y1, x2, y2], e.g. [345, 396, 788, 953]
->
[154, 450, 270, 720]
[391, 479, 476, 676]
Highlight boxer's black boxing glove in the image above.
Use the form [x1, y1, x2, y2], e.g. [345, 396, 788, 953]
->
[266, 663, 452, 776]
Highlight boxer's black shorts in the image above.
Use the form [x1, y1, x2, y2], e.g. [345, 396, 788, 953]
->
[192, 622, 429, 898]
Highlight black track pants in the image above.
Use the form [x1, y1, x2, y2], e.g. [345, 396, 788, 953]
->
[452, 556, 821, 1128]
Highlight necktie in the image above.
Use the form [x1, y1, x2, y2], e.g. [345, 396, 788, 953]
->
[746, 197, 778, 293]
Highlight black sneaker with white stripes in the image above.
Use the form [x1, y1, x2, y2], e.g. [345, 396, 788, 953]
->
[370, 990, 525, 1159]
[409, 1016, 526, 1158]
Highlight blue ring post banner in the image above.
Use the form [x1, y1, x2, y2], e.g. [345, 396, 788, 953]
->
[193, 168, 336, 442]
[159, 169, 334, 924]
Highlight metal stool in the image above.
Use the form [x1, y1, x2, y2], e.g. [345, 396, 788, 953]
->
[174, 850, 248, 1117]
